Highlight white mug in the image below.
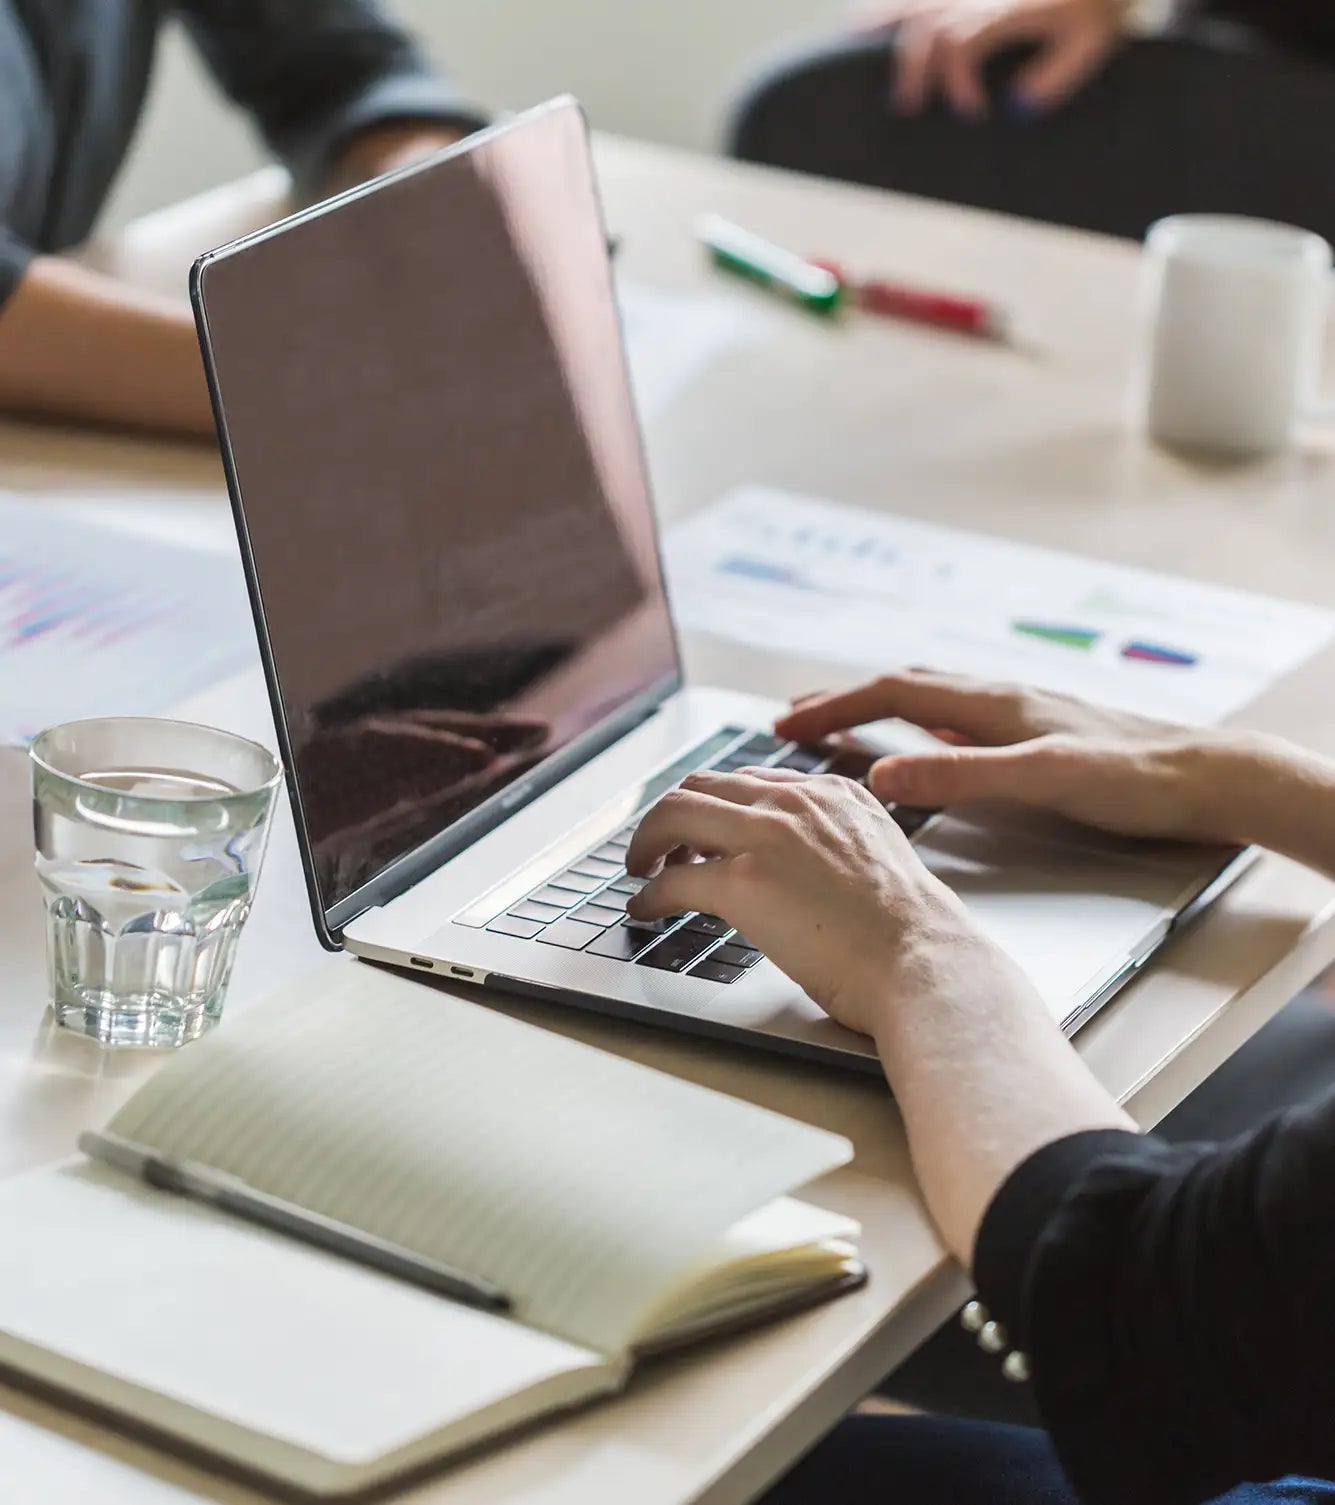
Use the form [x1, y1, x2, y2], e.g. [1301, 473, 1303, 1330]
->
[1136, 215, 1332, 457]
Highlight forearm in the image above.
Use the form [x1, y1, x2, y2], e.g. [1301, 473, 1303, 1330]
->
[1225, 733, 1335, 880]
[179, 1, 483, 193]
[0, 258, 214, 437]
[867, 924, 1133, 1267]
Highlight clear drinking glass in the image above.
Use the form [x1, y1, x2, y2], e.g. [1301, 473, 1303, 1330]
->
[29, 718, 282, 1048]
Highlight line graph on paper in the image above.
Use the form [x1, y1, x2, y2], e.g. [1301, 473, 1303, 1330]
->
[0, 494, 255, 746]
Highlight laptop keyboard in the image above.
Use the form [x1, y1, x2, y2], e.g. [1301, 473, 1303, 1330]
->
[477, 728, 937, 985]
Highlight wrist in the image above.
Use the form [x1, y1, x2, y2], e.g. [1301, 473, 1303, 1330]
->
[863, 908, 1032, 1061]
[328, 122, 464, 191]
[1217, 733, 1335, 866]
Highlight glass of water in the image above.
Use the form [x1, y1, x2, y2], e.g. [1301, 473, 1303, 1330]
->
[30, 718, 282, 1048]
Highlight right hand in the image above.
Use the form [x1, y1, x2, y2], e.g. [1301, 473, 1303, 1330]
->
[774, 670, 1285, 846]
[864, 0, 1127, 118]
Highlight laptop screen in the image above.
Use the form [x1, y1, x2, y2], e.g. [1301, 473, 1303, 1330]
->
[196, 104, 679, 923]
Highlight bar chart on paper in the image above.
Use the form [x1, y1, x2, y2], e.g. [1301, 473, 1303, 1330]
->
[0, 494, 255, 746]
[665, 487, 1335, 725]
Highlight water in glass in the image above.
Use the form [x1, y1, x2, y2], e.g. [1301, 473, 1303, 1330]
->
[31, 721, 279, 1048]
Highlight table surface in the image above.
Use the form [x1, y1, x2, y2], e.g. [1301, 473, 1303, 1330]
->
[3, 135, 1335, 1505]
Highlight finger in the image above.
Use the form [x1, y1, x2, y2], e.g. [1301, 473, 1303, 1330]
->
[678, 768, 800, 802]
[938, 30, 989, 119]
[775, 672, 1030, 746]
[869, 743, 1055, 807]
[711, 766, 809, 783]
[627, 858, 730, 922]
[893, 18, 944, 114]
[1013, 30, 1113, 110]
[785, 689, 827, 712]
[625, 791, 759, 876]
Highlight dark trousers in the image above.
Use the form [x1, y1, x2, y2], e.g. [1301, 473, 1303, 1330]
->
[729, 25, 1335, 244]
[762, 1415, 1335, 1505]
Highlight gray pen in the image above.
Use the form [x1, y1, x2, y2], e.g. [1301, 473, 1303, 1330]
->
[79, 1130, 511, 1314]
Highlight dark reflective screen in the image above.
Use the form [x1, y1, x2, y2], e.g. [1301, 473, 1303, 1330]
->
[199, 106, 678, 913]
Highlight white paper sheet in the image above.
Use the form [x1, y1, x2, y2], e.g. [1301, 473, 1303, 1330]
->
[617, 279, 770, 423]
[665, 487, 1335, 726]
[0, 492, 256, 746]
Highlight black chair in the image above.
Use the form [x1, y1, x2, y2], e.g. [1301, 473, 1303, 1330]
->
[729, 23, 1335, 243]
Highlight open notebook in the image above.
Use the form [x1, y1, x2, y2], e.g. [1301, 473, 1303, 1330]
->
[0, 964, 862, 1494]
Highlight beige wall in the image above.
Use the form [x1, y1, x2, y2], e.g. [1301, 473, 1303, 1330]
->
[103, 1, 848, 229]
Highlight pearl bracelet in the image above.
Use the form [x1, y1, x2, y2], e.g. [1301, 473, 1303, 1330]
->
[961, 1299, 1031, 1383]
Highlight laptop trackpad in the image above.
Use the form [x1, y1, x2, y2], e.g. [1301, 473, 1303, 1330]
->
[914, 808, 1212, 1022]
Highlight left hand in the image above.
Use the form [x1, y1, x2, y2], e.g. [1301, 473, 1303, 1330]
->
[326, 122, 467, 193]
[624, 767, 1004, 1038]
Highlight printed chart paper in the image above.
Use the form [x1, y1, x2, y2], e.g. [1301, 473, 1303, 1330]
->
[665, 487, 1335, 726]
[0, 493, 256, 746]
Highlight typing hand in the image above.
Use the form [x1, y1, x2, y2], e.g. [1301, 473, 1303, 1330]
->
[624, 767, 998, 1036]
[864, 0, 1126, 118]
[775, 669, 1282, 846]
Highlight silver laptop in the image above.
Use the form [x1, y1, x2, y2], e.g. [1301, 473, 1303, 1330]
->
[192, 98, 1251, 1073]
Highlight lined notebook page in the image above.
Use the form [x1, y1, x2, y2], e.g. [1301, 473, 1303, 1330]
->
[0, 1160, 613, 1488]
[108, 962, 852, 1354]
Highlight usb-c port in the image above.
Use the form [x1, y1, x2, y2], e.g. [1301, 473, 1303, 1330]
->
[449, 965, 473, 979]
[409, 957, 434, 970]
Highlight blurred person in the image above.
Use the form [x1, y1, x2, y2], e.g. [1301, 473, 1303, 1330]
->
[618, 670, 1335, 1505]
[0, 1, 484, 436]
[730, 0, 1335, 240]
[875, 0, 1335, 119]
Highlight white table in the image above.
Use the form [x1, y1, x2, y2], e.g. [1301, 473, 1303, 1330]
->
[2, 137, 1334, 1504]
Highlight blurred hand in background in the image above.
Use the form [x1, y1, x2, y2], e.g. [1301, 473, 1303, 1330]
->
[861, 0, 1129, 118]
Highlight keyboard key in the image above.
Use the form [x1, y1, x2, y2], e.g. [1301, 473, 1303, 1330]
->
[593, 888, 631, 913]
[613, 827, 638, 845]
[530, 886, 580, 911]
[509, 899, 566, 925]
[487, 915, 543, 940]
[609, 874, 648, 895]
[775, 746, 825, 773]
[713, 942, 763, 968]
[538, 919, 603, 951]
[712, 753, 758, 773]
[622, 912, 679, 935]
[548, 870, 603, 895]
[730, 932, 759, 952]
[592, 843, 627, 864]
[587, 925, 656, 961]
[824, 749, 876, 786]
[688, 958, 747, 985]
[572, 857, 622, 881]
[682, 913, 733, 938]
[893, 805, 939, 838]
[635, 929, 716, 973]
[573, 902, 622, 929]
[735, 733, 785, 759]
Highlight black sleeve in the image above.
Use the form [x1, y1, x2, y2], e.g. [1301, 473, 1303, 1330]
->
[173, 1, 487, 192]
[973, 1091, 1335, 1505]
